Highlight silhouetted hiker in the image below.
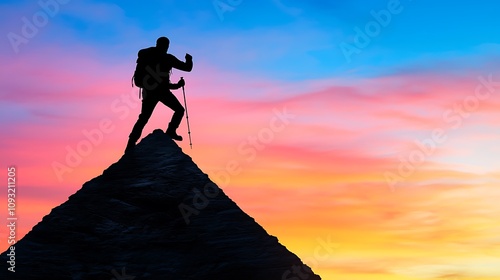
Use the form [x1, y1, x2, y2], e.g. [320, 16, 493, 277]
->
[126, 37, 193, 153]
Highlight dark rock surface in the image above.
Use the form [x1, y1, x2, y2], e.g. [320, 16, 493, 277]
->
[1, 129, 321, 280]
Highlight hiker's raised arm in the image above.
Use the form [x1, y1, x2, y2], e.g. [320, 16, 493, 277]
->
[169, 53, 193, 72]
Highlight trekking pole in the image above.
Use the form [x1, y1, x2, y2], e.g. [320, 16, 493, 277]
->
[180, 77, 193, 149]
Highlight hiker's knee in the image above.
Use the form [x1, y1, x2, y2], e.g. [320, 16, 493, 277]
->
[175, 106, 185, 114]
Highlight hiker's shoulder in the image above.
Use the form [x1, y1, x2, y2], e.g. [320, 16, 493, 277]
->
[138, 47, 157, 56]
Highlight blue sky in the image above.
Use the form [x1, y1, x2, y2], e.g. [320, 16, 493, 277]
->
[3, 0, 500, 83]
[3, 2, 500, 279]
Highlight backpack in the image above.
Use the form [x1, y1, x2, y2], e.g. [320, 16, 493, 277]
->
[131, 47, 155, 98]
[131, 47, 173, 98]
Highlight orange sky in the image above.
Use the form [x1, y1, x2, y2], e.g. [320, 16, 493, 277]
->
[1, 8, 500, 275]
[3, 50, 500, 279]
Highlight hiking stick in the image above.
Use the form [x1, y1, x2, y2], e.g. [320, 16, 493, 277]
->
[180, 77, 193, 149]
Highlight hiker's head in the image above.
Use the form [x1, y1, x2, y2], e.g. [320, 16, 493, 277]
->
[156, 37, 170, 52]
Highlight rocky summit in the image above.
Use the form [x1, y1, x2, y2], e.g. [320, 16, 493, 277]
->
[1, 129, 321, 280]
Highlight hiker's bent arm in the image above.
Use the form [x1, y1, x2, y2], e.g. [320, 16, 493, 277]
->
[168, 83, 182, 90]
[169, 77, 185, 90]
[170, 53, 193, 72]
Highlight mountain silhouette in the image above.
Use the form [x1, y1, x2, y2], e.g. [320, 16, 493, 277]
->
[0, 129, 321, 280]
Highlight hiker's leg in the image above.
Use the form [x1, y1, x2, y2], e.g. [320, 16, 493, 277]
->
[128, 92, 159, 144]
[159, 91, 185, 132]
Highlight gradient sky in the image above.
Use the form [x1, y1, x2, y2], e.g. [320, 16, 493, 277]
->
[2, 0, 500, 279]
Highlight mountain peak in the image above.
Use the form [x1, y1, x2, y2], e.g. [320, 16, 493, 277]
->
[1, 129, 321, 280]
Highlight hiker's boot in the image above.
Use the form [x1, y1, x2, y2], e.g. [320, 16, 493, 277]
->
[125, 139, 136, 153]
[166, 128, 183, 141]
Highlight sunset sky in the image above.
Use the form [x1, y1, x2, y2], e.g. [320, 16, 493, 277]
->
[2, 0, 500, 279]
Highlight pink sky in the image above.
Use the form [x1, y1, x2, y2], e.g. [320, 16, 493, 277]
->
[2, 45, 500, 279]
